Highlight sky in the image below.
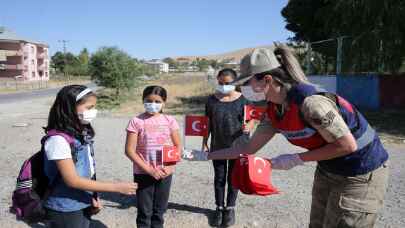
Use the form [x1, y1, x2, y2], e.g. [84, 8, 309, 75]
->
[1, 0, 293, 59]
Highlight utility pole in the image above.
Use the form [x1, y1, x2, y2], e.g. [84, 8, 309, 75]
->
[58, 40, 69, 82]
[306, 36, 348, 76]
[336, 37, 343, 75]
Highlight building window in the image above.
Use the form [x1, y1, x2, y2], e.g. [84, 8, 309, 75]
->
[31, 46, 34, 54]
[32, 72, 35, 78]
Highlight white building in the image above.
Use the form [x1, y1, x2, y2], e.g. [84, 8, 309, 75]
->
[146, 59, 169, 73]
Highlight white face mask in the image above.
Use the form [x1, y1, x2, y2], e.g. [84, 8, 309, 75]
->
[241, 86, 266, 102]
[78, 109, 98, 124]
[144, 103, 163, 114]
[216, 85, 236, 94]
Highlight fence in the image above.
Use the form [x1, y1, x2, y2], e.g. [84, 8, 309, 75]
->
[301, 37, 405, 76]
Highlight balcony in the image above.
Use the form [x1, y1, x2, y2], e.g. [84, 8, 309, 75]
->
[38, 64, 47, 71]
[37, 53, 47, 59]
[0, 64, 24, 70]
[0, 50, 23, 57]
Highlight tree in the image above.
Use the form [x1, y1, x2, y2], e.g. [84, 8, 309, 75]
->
[195, 58, 211, 71]
[282, 0, 405, 73]
[209, 59, 220, 69]
[51, 52, 79, 74]
[51, 51, 66, 73]
[78, 48, 89, 65]
[89, 47, 142, 97]
[162, 57, 178, 69]
[74, 48, 90, 75]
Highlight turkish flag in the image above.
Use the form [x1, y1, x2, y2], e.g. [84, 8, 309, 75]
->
[232, 155, 279, 196]
[185, 115, 209, 137]
[162, 145, 180, 163]
[244, 105, 266, 122]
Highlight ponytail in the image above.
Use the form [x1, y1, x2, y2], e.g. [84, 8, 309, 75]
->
[273, 43, 310, 84]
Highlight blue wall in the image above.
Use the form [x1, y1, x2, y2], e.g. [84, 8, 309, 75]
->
[308, 75, 337, 93]
[336, 74, 379, 110]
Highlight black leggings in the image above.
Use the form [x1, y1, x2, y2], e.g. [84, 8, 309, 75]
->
[134, 174, 172, 228]
[213, 159, 239, 207]
[46, 208, 91, 228]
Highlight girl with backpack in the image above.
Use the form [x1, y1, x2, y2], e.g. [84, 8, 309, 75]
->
[43, 85, 137, 228]
[125, 85, 181, 228]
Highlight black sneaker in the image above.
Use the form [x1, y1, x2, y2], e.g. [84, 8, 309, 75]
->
[222, 207, 235, 227]
[210, 207, 223, 227]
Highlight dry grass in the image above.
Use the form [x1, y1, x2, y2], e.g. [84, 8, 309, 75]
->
[112, 74, 214, 117]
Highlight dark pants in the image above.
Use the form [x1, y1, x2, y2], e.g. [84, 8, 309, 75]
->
[46, 208, 91, 228]
[213, 159, 239, 208]
[134, 174, 172, 228]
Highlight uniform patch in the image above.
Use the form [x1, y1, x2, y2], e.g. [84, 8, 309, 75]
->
[312, 111, 336, 128]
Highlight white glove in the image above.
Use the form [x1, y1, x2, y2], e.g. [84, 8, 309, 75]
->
[182, 149, 208, 161]
[270, 154, 304, 170]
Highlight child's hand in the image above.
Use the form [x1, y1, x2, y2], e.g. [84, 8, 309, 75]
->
[115, 182, 137, 195]
[92, 197, 103, 209]
[148, 166, 166, 180]
[90, 197, 103, 214]
[243, 121, 255, 134]
[203, 143, 210, 152]
[161, 165, 175, 177]
[242, 124, 250, 134]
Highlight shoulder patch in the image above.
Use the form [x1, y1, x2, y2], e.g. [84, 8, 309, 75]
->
[312, 110, 336, 128]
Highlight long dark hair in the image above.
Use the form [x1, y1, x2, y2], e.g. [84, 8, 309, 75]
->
[142, 85, 167, 102]
[45, 85, 96, 141]
[217, 68, 237, 80]
[142, 85, 167, 113]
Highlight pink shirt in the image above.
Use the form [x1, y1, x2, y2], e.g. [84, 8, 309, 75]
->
[126, 113, 180, 174]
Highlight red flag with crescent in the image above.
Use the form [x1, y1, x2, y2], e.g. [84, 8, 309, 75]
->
[232, 155, 279, 196]
[185, 115, 209, 137]
[244, 105, 266, 122]
[162, 145, 180, 163]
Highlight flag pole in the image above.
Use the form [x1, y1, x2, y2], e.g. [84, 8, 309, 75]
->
[243, 105, 247, 125]
[183, 116, 186, 152]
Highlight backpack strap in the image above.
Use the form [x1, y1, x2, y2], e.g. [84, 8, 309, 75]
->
[42, 130, 77, 162]
[40, 130, 79, 192]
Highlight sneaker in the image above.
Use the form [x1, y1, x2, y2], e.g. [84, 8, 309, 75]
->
[210, 206, 223, 227]
[222, 207, 235, 227]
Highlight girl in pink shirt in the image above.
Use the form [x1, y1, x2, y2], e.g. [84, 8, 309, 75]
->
[125, 85, 181, 228]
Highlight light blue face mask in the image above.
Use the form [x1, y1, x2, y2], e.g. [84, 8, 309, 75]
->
[240, 86, 266, 102]
[144, 103, 163, 114]
[216, 85, 236, 94]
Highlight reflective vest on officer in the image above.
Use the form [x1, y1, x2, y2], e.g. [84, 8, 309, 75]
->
[266, 83, 388, 176]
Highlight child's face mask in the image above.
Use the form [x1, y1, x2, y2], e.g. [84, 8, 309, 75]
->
[216, 85, 236, 94]
[78, 109, 98, 124]
[144, 103, 163, 114]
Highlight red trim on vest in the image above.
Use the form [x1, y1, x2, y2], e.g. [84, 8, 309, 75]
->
[267, 102, 326, 150]
[337, 96, 354, 113]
